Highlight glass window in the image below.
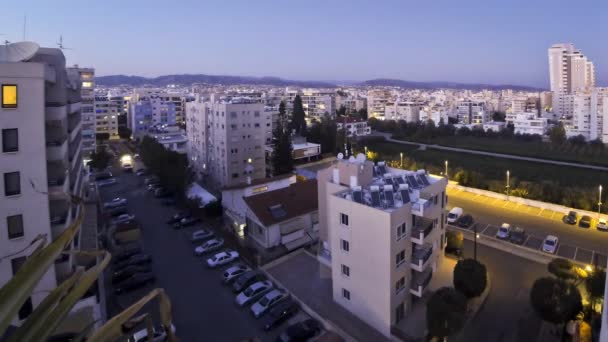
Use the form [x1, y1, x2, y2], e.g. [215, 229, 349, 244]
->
[340, 213, 349, 226]
[2, 128, 18, 152]
[395, 250, 405, 267]
[341, 264, 350, 277]
[2, 85, 17, 108]
[11, 256, 26, 275]
[340, 239, 349, 252]
[7, 214, 24, 239]
[342, 288, 350, 300]
[4, 172, 20, 196]
[397, 223, 407, 241]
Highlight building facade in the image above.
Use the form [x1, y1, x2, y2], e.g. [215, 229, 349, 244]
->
[67, 66, 95, 154]
[94, 95, 119, 138]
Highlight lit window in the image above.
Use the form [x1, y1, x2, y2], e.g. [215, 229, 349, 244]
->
[82, 81, 93, 88]
[2, 85, 17, 108]
[7, 214, 24, 239]
[340, 213, 349, 226]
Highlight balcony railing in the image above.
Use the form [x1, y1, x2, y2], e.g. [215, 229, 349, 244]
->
[412, 198, 432, 216]
[410, 269, 433, 297]
[46, 135, 67, 147]
[411, 245, 433, 270]
[411, 220, 434, 244]
[48, 176, 66, 187]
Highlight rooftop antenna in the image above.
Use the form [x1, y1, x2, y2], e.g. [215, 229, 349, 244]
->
[57, 35, 73, 50]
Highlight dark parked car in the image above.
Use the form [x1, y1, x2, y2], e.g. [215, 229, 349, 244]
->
[232, 271, 266, 293]
[112, 265, 151, 284]
[154, 188, 173, 198]
[106, 205, 128, 218]
[277, 319, 322, 342]
[114, 272, 155, 295]
[261, 299, 299, 331]
[115, 254, 152, 270]
[579, 215, 592, 228]
[509, 227, 526, 245]
[166, 212, 190, 224]
[113, 247, 143, 263]
[456, 214, 474, 228]
[173, 216, 200, 229]
[563, 211, 578, 225]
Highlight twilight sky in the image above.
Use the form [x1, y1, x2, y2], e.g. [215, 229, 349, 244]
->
[2, 0, 606, 87]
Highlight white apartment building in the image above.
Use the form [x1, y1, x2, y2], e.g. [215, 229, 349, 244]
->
[506, 113, 548, 135]
[68, 66, 95, 154]
[317, 157, 448, 338]
[367, 89, 393, 120]
[419, 107, 449, 125]
[336, 118, 371, 137]
[0, 43, 85, 324]
[283, 89, 336, 121]
[384, 101, 422, 122]
[455, 100, 487, 125]
[560, 90, 608, 141]
[186, 96, 271, 188]
[94, 95, 119, 138]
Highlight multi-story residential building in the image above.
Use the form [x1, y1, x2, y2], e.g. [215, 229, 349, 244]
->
[94, 95, 119, 138]
[384, 101, 422, 122]
[0, 43, 86, 324]
[367, 89, 393, 119]
[186, 96, 270, 188]
[336, 117, 372, 137]
[67, 66, 95, 154]
[130, 89, 187, 126]
[317, 157, 448, 338]
[419, 106, 449, 124]
[560, 90, 608, 141]
[455, 100, 486, 124]
[507, 113, 548, 136]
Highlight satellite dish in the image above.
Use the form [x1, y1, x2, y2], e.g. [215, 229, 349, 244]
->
[348, 156, 356, 163]
[0, 41, 39, 62]
[337, 153, 344, 160]
[356, 153, 366, 162]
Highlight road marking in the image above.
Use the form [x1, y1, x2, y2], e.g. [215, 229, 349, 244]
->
[573, 247, 578, 260]
[523, 235, 531, 245]
[480, 224, 490, 234]
[590, 251, 595, 265]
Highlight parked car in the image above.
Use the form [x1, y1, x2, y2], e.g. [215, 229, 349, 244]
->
[250, 289, 289, 318]
[456, 214, 474, 228]
[113, 247, 142, 263]
[496, 223, 511, 239]
[167, 212, 190, 224]
[103, 197, 127, 209]
[128, 324, 176, 342]
[509, 227, 526, 245]
[93, 171, 113, 181]
[261, 299, 299, 331]
[122, 163, 133, 172]
[97, 178, 117, 187]
[154, 188, 172, 198]
[563, 211, 578, 225]
[194, 238, 224, 256]
[597, 218, 608, 231]
[114, 272, 155, 295]
[579, 215, 592, 228]
[191, 229, 214, 243]
[233, 271, 266, 293]
[144, 176, 160, 185]
[112, 265, 151, 284]
[542, 235, 559, 254]
[447, 207, 463, 224]
[235, 280, 273, 307]
[105, 205, 128, 218]
[175, 216, 201, 228]
[147, 183, 162, 193]
[207, 250, 239, 268]
[111, 214, 135, 225]
[115, 254, 152, 270]
[223, 264, 251, 284]
[135, 169, 148, 177]
[278, 319, 322, 342]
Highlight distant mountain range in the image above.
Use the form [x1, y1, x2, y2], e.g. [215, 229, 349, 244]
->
[95, 74, 544, 91]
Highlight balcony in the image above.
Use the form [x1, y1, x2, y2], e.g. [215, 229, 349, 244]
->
[68, 102, 81, 114]
[410, 268, 433, 297]
[46, 104, 68, 121]
[68, 111, 82, 139]
[69, 133, 82, 164]
[411, 198, 432, 216]
[411, 244, 433, 272]
[411, 217, 434, 245]
[50, 198, 71, 238]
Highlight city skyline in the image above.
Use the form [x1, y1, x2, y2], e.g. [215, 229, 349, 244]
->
[2, 0, 607, 87]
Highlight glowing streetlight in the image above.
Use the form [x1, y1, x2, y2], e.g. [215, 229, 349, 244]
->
[364, 146, 368, 155]
[400, 152, 403, 168]
[444, 160, 448, 179]
[598, 185, 603, 220]
[506, 170, 511, 198]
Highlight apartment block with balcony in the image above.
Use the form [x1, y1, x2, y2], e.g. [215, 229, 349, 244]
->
[67, 66, 95, 154]
[336, 117, 371, 137]
[0, 44, 86, 325]
[94, 95, 119, 138]
[317, 157, 448, 338]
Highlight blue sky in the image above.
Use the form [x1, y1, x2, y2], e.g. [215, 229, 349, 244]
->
[2, 0, 606, 87]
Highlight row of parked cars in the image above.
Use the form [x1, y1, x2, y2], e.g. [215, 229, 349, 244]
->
[562, 210, 608, 231]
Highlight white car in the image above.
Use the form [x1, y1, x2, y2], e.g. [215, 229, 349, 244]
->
[128, 323, 176, 342]
[223, 264, 251, 284]
[542, 235, 559, 254]
[447, 207, 463, 224]
[597, 218, 608, 231]
[194, 238, 224, 256]
[103, 197, 127, 209]
[206, 250, 239, 268]
[111, 214, 135, 225]
[496, 223, 511, 239]
[250, 289, 289, 318]
[235, 280, 273, 307]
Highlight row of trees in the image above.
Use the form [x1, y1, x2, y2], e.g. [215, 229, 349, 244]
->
[139, 136, 191, 198]
[271, 102, 294, 176]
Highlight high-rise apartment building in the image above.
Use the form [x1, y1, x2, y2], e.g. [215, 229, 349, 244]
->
[367, 89, 393, 119]
[0, 43, 85, 324]
[317, 158, 448, 338]
[186, 96, 272, 188]
[560, 90, 608, 141]
[455, 100, 486, 124]
[68, 66, 95, 153]
[384, 100, 423, 122]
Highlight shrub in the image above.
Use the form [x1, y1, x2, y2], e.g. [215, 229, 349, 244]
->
[453, 259, 487, 298]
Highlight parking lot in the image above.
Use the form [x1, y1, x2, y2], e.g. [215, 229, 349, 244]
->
[97, 155, 322, 341]
[455, 222, 608, 268]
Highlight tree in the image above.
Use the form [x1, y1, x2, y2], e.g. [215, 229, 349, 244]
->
[530, 277, 582, 325]
[291, 95, 307, 135]
[445, 230, 463, 257]
[356, 108, 368, 120]
[118, 126, 132, 140]
[547, 258, 578, 281]
[271, 101, 294, 176]
[426, 287, 468, 339]
[88, 147, 112, 170]
[585, 269, 606, 307]
[548, 123, 566, 145]
[336, 105, 347, 117]
[95, 132, 110, 142]
[139, 136, 192, 198]
[491, 111, 506, 122]
[453, 258, 488, 298]
[568, 134, 587, 146]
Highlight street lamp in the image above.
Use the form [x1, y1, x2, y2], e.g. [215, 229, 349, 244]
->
[364, 146, 368, 156]
[473, 225, 478, 261]
[506, 170, 510, 198]
[598, 185, 603, 220]
[400, 152, 403, 168]
[444, 160, 448, 179]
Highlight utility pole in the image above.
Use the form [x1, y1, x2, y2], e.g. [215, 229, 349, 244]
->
[473, 224, 478, 261]
[506, 170, 510, 198]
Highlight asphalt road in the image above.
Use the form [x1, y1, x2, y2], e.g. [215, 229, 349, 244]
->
[456, 240, 548, 342]
[98, 162, 288, 341]
[447, 189, 608, 259]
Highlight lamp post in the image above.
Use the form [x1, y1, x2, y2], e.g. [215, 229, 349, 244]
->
[474, 224, 478, 261]
[400, 152, 403, 168]
[444, 160, 448, 179]
[506, 170, 510, 198]
[364, 146, 368, 156]
[598, 185, 603, 220]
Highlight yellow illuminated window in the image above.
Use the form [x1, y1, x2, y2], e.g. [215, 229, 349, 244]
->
[82, 81, 93, 88]
[2, 85, 17, 108]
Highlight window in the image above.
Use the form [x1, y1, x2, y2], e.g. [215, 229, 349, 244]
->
[2, 129, 18, 152]
[340, 213, 349, 226]
[396, 250, 405, 267]
[340, 239, 350, 252]
[232, 173, 239, 178]
[395, 302, 405, 323]
[4, 172, 20, 196]
[441, 191, 445, 208]
[254, 111, 260, 117]
[254, 123, 260, 128]
[7, 214, 24, 239]
[342, 288, 350, 300]
[11, 256, 26, 275]
[230, 112, 237, 118]
[82, 81, 93, 88]
[395, 277, 405, 294]
[341, 264, 350, 277]
[2, 85, 17, 108]
[397, 223, 407, 241]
